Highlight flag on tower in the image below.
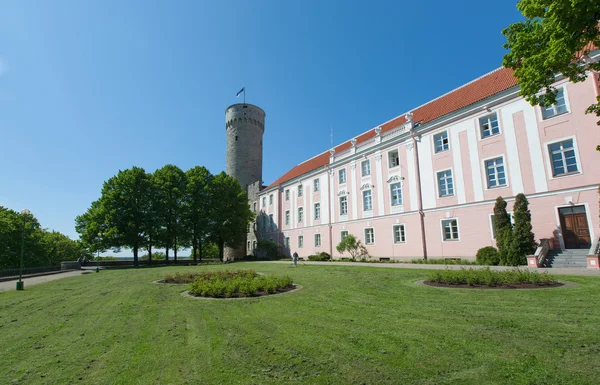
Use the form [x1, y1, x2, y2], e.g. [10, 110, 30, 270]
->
[236, 87, 245, 97]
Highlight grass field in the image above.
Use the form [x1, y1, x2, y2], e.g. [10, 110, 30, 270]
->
[1, 263, 600, 384]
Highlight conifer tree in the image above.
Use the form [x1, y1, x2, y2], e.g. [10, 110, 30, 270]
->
[493, 197, 512, 265]
[511, 193, 536, 265]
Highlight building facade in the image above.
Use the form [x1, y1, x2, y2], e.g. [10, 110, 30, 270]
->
[244, 65, 600, 261]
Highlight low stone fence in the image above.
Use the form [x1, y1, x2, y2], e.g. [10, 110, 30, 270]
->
[82, 258, 221, 268]
[0, 265, 62, 279]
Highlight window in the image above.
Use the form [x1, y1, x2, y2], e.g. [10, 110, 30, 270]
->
[298, 207, 304, 222]
[284, 237, 290, 249]
[247, 223, 251, 233]
[314, 178, 320, 192]
[269, 194, 273, 205]
[285, 210, 290, 225]
[262, 197, 266, 207]
[285, 189, 290, 201]
[485, 157, 506, 188]
[390, 182, 402, 206]
[437, 170, 454, 197]
[393, 224, 406, 243]
[490, 213, 514, 239]
[314, 233, 321, 247]
[341, 230, 348, 241]
[339, 196, 348, 215]
[361, 160, 371, 177]
[269, 214, 274, 231]
[434, 131, 449, 153]
[479, 113, 500, 138]
[314, 203, 321, 220]
[442, 219, 459, 241]
[365, 228, 375, 245]
[541, 88, 568, 119]
[247, 241, 250, 250]
[362, 190, 373, 211]
[339, 169, 347, 184]
[253, 202, 257, 212]
[298, 185, 303, 197]
[253, 240, 257, 250]
[548, 139, 578, 177]
[388, 150, 399, 168]
[298, 235, 304, 248]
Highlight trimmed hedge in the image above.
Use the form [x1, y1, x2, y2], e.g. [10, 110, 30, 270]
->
[476, 246, 501, 265]
[164, 269, 256, 284]
[427, 268, 557, 287]
[410, 258, 478, 265]
[308, 252, 331, 261]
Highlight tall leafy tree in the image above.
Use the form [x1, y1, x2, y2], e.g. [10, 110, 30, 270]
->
[153, 165, 186, 263]
[183, 166, 212, 262]
[512, 193, 536, 265]
[207, 172, 254, 261]
[493, 197, 513, 265]
[502, 0, 600, 150]
[97, 167, 152, 266]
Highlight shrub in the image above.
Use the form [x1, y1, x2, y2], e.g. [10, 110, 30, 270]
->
[254, 240, 279, 260]
[410, 258, 478, 265]
[426, 268, 557, 287]
[511, 193, 536, 266]
[187, 269, 294, 298]
[336, 234, 370, 260]
[476, 246, 500, 265]
[308, 252, 331, 261]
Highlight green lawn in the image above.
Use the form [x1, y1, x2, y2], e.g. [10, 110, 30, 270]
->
[1, 263, 600, 385]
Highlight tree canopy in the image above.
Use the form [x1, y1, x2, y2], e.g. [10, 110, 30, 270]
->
[502, 0, 600, 149]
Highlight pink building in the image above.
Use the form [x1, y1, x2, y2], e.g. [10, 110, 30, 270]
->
[249, 65, 600, 264]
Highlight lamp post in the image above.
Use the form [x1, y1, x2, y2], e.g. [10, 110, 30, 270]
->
[16, 209, 30, 291]
[96, 232, 102, 273]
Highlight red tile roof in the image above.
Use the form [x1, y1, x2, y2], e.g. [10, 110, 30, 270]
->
[267, 67, 518, 189]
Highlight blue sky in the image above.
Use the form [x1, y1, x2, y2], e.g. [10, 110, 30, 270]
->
[0, 1, 522, 250]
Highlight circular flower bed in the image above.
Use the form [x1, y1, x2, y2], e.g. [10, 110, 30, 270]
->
[160, 269, 296, 298]
[423, 268, 564, 289]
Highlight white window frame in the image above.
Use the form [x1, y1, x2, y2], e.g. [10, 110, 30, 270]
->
[338, 169, 347, 184]
[341, 230, 348, 242]
[478, 112, 501, 140]
[253, 202, 257, 211]
[339, 196, 348, 216]
[388, 149, 400, 169]
[362, 189, 373, 211]
[269, 194, 273, 205]
[543, 136, 582, 179]
[262, 197, 266, 207]
[285, 210, 290, 225]
[364, 227, 375, 245]
[298, 184, 303, 197]
[436, 169, 455, 197]
[298, 207, 304, 223]
[482, 155, 508, 190]
[285, 189, 290, 201]
[538, 84, 571, 121]
[489, 212, 514, 240]
[441, 218, 460, 242]
[298, 235, 304, 248]
[314, 233, 321, 247]
[433, 131, 449, 153]
[314, 203, 321, 220]
[253, 240, 257, 250]
[361, 159, 371, 177]
[314, 178, 320, 192]
[390, 182, 402, 206]
[393, 224, 406, 244]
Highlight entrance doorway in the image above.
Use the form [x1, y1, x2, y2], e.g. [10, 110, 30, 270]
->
[558, 205, 591, 249]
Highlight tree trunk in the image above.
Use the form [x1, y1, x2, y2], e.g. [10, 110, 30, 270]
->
[174, 235, 178, 263]
[148, 244, 153, 265]
[165, 247, 169, 264]
[133, 245, 139, 267]
[198, 239, 203, 263]
[218, 238, 224, 262]
[192, 234, 198, 263]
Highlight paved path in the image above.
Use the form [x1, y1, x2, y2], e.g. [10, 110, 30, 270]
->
[0, 269, 96, 293]
[258, 261, 600, 277]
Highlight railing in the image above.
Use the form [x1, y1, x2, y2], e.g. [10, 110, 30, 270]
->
[534, 238, 550, 267]
[589, 236, 600, 257]
[0, 265, 62, 279]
